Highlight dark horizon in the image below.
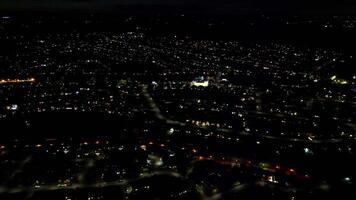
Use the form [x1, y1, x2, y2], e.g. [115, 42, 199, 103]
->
[1, 0, 356, 15]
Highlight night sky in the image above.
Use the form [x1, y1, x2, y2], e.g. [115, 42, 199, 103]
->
[0, 0, 355, 13]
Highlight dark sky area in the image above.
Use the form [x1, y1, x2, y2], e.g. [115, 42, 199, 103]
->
[0, 0, 355, 14]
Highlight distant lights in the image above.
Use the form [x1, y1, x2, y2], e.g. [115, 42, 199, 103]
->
[140, 145, 147, 151]
[304, 147, 310, 153]
[267, 175, 279, 183]
[304, 147, 314, 155]
[191, 80, 209, 87]
[155, 157, 163, 166]
[0, 78, 36, 85]
[6, 104, 18, 111]
[168, 128, 175, 135]
[330, 75, 349, 85]
[343, 177, 352, 183]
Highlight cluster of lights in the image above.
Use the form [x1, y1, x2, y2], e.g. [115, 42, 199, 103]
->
[330, 75, 348, 85]
[0, 77, 36, 84]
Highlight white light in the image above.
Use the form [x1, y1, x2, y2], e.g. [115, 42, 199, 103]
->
[7, 104, 18, 111]
[191, 80, 209, 87]
[344, 177, 351, 182]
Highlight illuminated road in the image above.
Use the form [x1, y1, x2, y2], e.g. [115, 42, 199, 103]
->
[0, 171, 182, 195]
[0, 78, 36, 84]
